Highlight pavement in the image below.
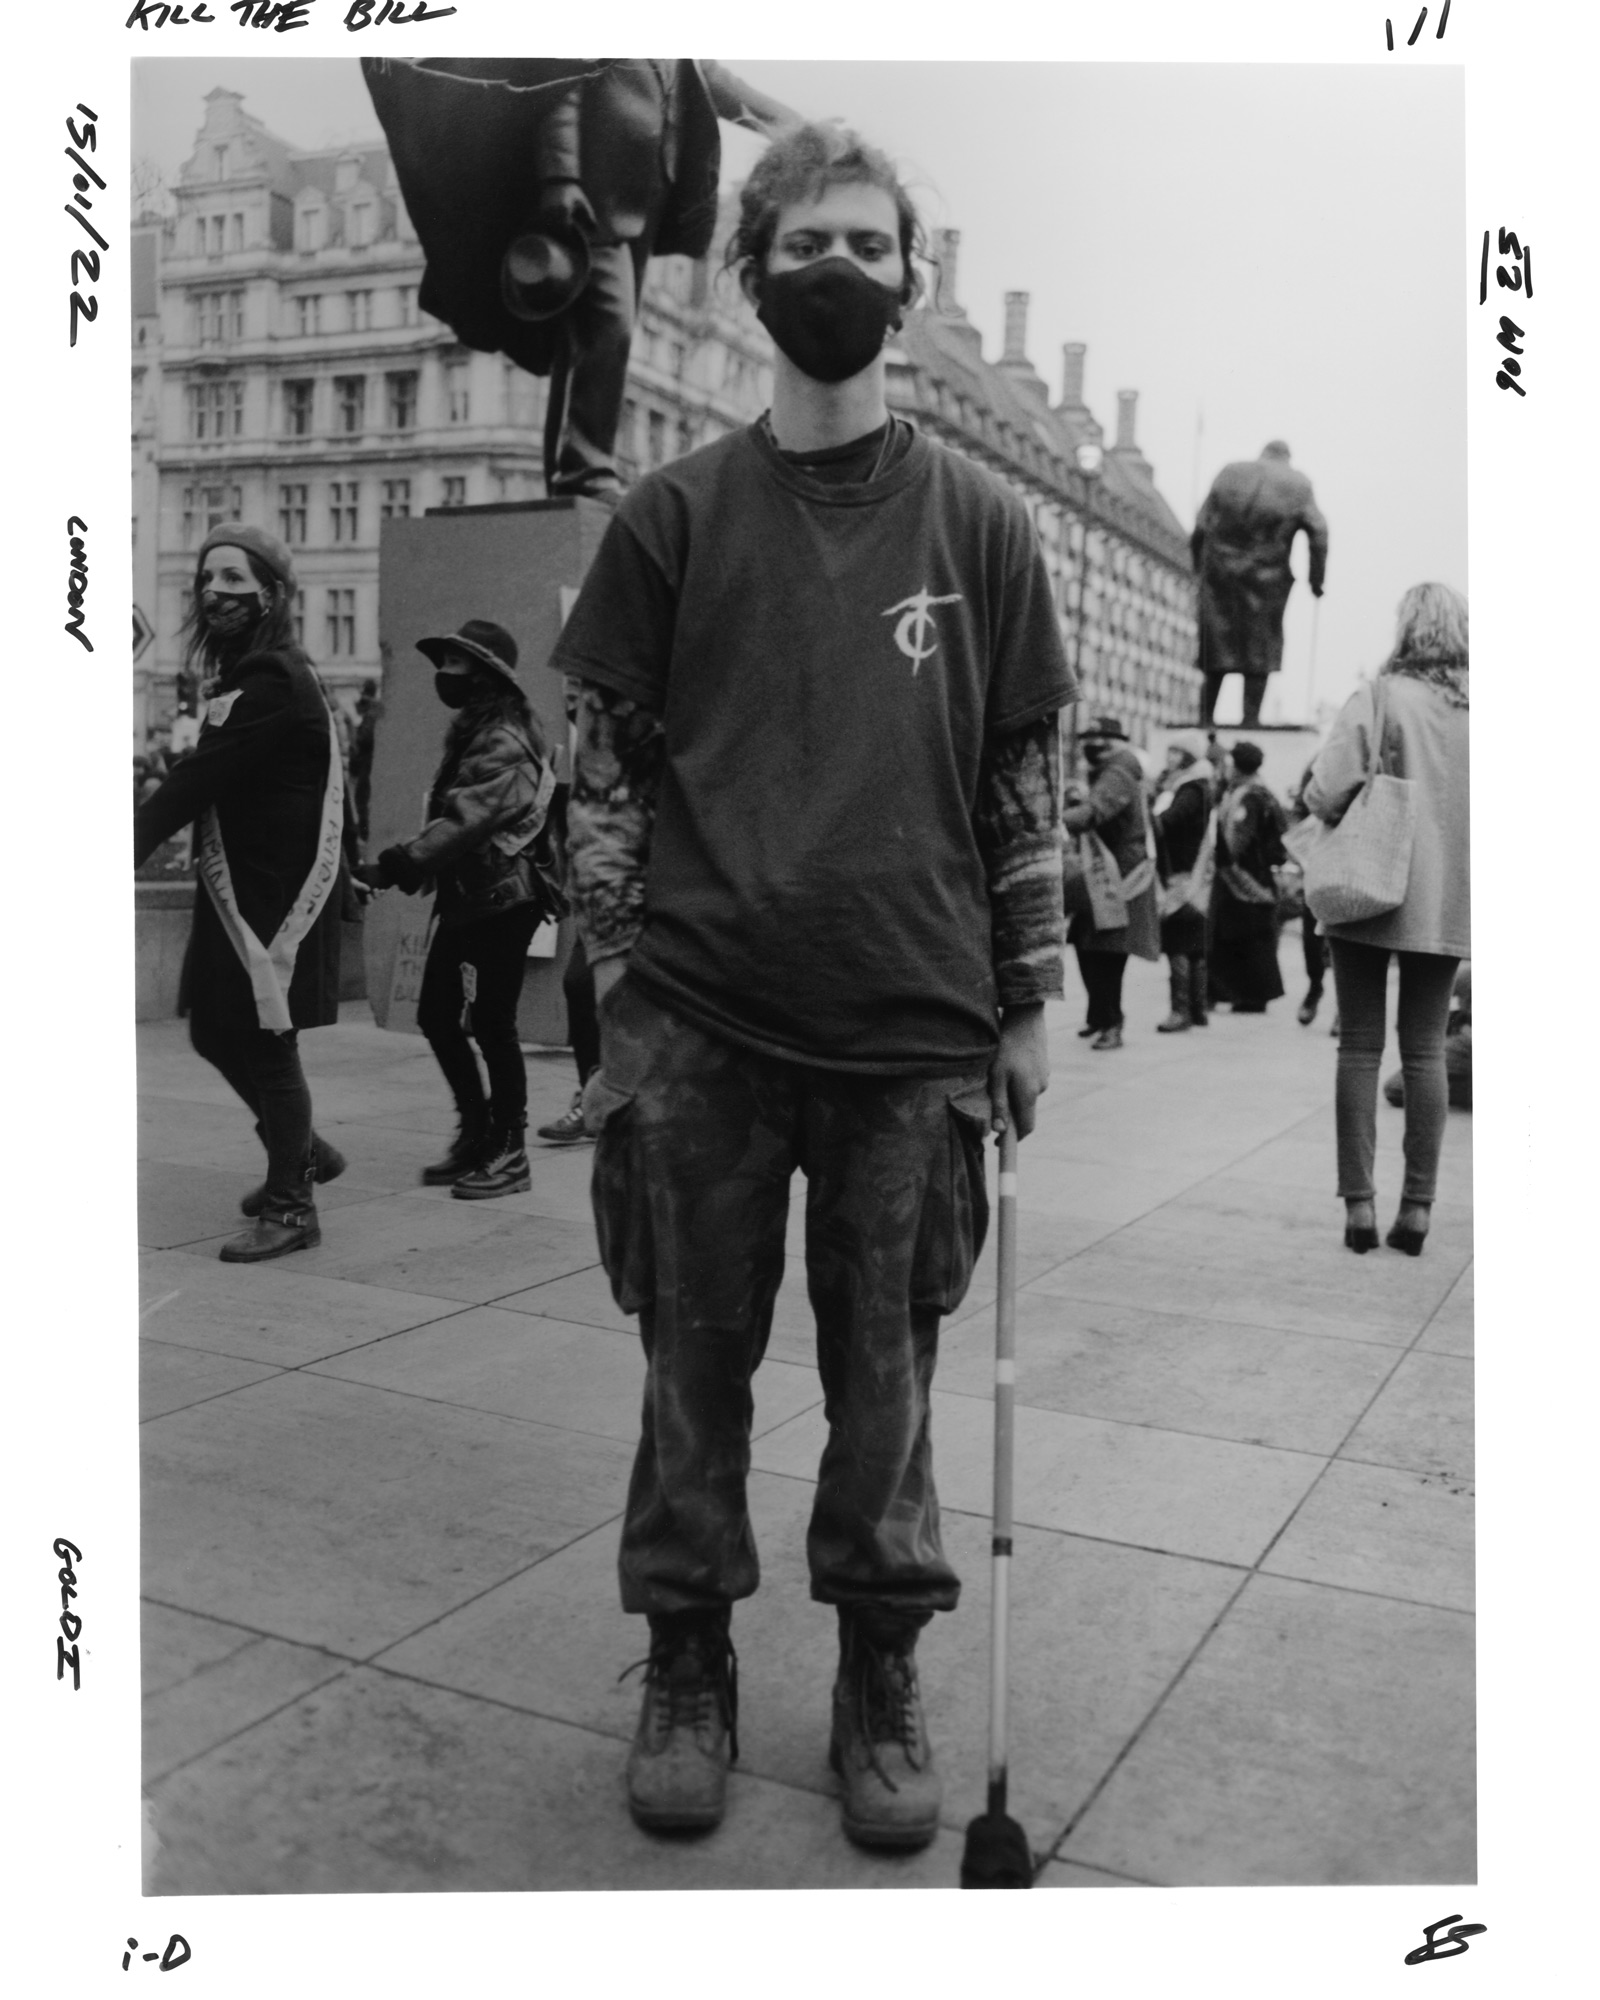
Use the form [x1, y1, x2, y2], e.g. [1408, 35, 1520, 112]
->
[137, 941, 1473, 1893]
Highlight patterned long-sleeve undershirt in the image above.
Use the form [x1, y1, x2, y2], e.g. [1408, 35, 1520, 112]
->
[567, 678, 1064, 1007]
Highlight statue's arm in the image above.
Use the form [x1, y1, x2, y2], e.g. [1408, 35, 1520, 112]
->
[700, 61, 803, 137]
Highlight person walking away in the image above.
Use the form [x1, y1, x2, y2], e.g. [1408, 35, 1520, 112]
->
[1062, 716, 1161, 1049]
[1304, 583, 1470, 1254]
[133, 527, 355, 1262]
[1285, 760, 1329, 1023]
[1191, 441, 1328, 727]
[1210, 739, 1288, 1012]
[1152, 728, 1214, 1031]
[362, 621, 560, 1198]
[553, 121, 1073, 1851]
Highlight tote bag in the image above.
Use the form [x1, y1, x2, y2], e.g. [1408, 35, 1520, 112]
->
[1285, 678, 1415, 927]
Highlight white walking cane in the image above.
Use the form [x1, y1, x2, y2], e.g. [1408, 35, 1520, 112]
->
[1306, 596, 1322, 721]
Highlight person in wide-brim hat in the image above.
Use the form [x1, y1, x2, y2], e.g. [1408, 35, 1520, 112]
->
[414, 618, 522, 685]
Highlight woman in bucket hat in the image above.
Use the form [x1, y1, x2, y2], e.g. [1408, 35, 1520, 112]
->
[134, 526, 358, 1262]
[363, 620, 561, 1197]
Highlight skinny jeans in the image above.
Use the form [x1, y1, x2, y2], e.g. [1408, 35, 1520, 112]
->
[1075, 946, 1127, 1031]
[1328, 939, 1460, 1204]
[189, 1016, 314, 1199]
[589, 977, 990, 1624]
[415, 902, 539, 1129]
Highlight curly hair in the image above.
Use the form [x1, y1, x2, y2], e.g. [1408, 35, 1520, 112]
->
[1382, 581, 1468, 707]
[724, 121, 926, 308]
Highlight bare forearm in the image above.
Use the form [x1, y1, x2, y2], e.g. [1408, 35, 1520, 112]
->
[567, 679, 663, 965]
[977, 715, 1065, 1008]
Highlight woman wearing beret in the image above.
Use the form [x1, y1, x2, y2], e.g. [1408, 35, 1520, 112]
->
[364, 620, 560, 1198]
[134, 527, 357, 1262]
[1304, 582, 1470, 1255]
[1208, 738, 1288, 1014]
[1062, 716, 1161, 1050]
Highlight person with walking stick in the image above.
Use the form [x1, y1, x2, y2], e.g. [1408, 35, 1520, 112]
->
[553, 119, 1074, 1852]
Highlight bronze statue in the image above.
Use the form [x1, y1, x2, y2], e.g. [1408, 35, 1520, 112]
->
[362, 58, 797, 499]
[1190, 441, 1329, 726]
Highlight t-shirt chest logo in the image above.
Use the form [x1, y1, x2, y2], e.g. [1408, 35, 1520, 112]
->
[882, 586, 964, 676]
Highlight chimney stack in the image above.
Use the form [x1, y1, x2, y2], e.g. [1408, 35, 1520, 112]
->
[1061, 342, 1087, 406]
[934, 228, 961, 313]
[1002, 291, 1030, 365]
[1116, 389, 1139, 450]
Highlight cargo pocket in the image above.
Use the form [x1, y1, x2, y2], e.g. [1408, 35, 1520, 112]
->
[586, 1071, 655, 1316]
[909, 1080, 993, 1314]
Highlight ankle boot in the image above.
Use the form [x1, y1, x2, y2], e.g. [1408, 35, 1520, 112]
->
[1190, 961, 1210, 1026]
[451, 1120, 531, 1200]
[421, 1105, 491, 1186]
[241, 1133, 345, 1218]
[830, 1609, 941, 1850]
[1157, 955, 1192, 1032]
[221, 1159, 321, 1263]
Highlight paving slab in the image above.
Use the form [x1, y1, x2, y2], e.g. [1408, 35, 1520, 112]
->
[1339, 1349, 1474, 1483]
[139, 1246, 472, 1366]
[144, 1666, 970, 1893]
[1418, 1262, 1473, 1358]
[142, 1370, 634, 1655]
[751, 1392, 1322, 1567]
[376, 1471, 1243, 1855]
[307, 1304, 824, 1446]
[1036, 1859, 1151, 1887]
[140, 1337, 284, 1422]
[1060, 1574, 1474, 1885]
[1261, 1460, 1474, 1612]
[142, 1601, 349, 1784]
[933, 1294, 1401, 1455]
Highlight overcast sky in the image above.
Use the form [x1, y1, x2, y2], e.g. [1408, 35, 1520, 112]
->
[134, 58, 1465, 724]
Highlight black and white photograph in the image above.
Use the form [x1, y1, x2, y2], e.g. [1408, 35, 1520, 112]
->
[16, 2, 1593, 1991]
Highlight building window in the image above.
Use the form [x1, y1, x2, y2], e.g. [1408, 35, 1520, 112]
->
[295, 294, 322, 337]
[292, 605, 305, 647]
[283, 378, 314, 437]
[384, 371, 417, 431]
[278, 483, 308, 544]
[187, 379, 244, 440]
[182, 482, 243, 545]
[334, 375, 366, 435]
[208, 215, 225, 257]
[228, 212, 244, 252]
[213, 144, 229, 181]
[194, 292, 222, 346]
[440, 476, 466, 510]
[329, 481, 360, 544]
[381, 479, 411, 519]
[325, 589, 356, 658]
[398, 286, 418, 327]
[445, 361, 470, 424]
[229, 290, 245, 340]
[349, 202, 374, 248]
[348, 290, 373, 333]
[296, 204, 325, 254]
[647, 409, 667, 469]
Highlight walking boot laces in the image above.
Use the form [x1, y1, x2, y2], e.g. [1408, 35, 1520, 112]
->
[847, 1633, 926, 1793]
[621, 1622, 739, 1764]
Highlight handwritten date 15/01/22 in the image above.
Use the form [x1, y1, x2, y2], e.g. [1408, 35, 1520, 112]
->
[66, 105, 105, 348]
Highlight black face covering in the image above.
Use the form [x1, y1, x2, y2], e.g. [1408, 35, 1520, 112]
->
[756, 257, 904, 385]
[200, 588, 266, 641]
[434, 673, 473, 710]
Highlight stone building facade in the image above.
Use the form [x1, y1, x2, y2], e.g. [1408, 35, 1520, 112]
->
[135, 91, 1195, 749]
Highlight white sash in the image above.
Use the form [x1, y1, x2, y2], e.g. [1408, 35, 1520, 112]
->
[197, 694, 346, 1033]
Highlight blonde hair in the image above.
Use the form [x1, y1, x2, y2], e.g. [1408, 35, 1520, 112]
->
[1387, 582, 1468, 670]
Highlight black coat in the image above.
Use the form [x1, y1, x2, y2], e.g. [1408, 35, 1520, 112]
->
[1191, 456, 1329, 681]
[134, 647, 351, 1035]
[362, 57, 724, 379]
[1154, 768, 1212, 957]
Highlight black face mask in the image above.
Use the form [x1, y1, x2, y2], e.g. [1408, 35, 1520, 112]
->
[200, 588, 266, 640]
[434, 673, 473, 710]
[756, 257, 904, 384]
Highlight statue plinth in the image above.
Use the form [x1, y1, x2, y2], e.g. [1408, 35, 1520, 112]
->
[366, 499, 612, 1044]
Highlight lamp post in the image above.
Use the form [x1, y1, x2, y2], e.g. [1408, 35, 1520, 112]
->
[1063, 440, 1104, 784]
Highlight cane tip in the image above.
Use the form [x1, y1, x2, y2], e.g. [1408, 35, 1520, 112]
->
[959, 1811, 1034, 1888]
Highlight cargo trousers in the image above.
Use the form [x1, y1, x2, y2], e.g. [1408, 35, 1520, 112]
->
[588, 976, 992, 1625]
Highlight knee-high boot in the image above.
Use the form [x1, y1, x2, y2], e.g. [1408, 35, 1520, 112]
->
[1157, 955, 1192, 1033]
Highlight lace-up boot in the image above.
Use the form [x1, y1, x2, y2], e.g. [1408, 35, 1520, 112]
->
[421, 1106, 492, 1186]
[450, 1120, 531, 1200]
[829, 1610, 941, 1850]
[625, 1609, 738, 1832]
